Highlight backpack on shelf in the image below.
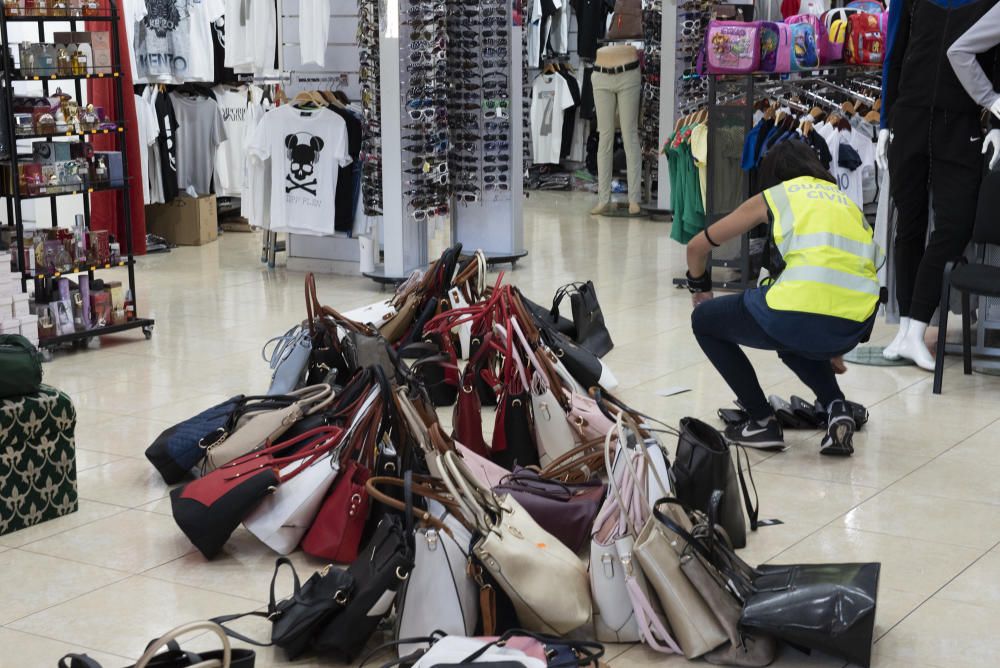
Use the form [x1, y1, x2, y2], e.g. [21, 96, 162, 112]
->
[705, 20, 762, 74]
[824, 19, 848, 63]
[759, 21, 792, 73]
[787, 20, 820, 70]
[847, 0, 885, 14]
[845, 12, 885, 65]
[822, 7, 861, 29]
[786, 14, 827, 66]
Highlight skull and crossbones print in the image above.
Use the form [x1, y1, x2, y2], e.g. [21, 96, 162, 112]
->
[284, 133, 325, 196]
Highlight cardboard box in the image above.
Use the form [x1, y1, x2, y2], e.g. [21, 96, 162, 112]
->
[145, 195, 218, 246]
[12, 292, 29, 318]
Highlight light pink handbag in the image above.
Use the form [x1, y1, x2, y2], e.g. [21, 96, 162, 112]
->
[589, 413, 682, 651]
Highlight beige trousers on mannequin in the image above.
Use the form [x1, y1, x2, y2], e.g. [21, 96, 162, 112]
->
[591, 68, 642, 205]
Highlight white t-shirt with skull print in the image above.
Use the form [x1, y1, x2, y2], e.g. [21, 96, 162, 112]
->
[247, 105, 351, 236]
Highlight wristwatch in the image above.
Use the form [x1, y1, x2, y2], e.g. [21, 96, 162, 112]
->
[686, 270, 712, 293]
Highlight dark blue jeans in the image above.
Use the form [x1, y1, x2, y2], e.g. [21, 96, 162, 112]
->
[691, 294, 845, 421]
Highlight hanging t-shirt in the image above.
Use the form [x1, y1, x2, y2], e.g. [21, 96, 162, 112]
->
[531, 73, 574, 164]
[153, 90, 180, 201]
[135, 0, 194, 83]
[134, 94, 160, 204]
[328, 105, 362, 233]
[211, 15, 238, 83]
[123, 0, 148, 82]
[571, 0, 613, 60]
[188, 0, 225, 81]
[170, 92, 227, 195]
[247, 105, 351, 236]
[213, 84, 258, 196]
[300, 0, 331, 67]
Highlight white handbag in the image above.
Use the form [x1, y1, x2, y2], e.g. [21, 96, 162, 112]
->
[412, 636, 545, 668]
[343, 298, 397, 329]
[507, 320, 577, 466]
[449, 286, 473, 360]
[243, 451, 340, 554]
[396, 503, 478, 656]
[203, 384, 334, 473]
[439, 450, 593, 636]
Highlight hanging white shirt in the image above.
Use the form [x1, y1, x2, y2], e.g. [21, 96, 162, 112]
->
[247, 105, 351, 236]
[530, 73, 574, 164]
[122, 0, 147, 83]
[187, 0, 226, 81]
[300, 0, 331, 67]
[134, 94, 160, 204]
[213, 84, 260, 196]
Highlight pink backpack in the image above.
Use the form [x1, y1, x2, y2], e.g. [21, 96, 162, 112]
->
[705, 21, 762, 74]
[759, 22, 792, 73]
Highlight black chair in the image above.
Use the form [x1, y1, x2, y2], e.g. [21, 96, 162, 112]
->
[933, 150, 1000, 394]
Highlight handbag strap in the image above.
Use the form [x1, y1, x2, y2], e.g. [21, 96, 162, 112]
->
[134, 622, 231, 668]
[365, 475, 466, 534]
[535, 437, 605, 483]
[211, 558, 304, 648]
[58, 656, 104, 668]
[625, 576, 684, 654]
[262, 325, 307, 369]
[734, 444, 760, 532]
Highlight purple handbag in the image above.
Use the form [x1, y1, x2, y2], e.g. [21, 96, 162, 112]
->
[493, 467, 606, 552]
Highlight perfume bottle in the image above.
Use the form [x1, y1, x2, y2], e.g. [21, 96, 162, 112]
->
[81, 0, 97, 16]
[51, 0, 66, 15]
[80, 103, 98, 131]
[4, 0, 23, 17]
[56, 47, 73, 76]
[71, 48, 87, 75]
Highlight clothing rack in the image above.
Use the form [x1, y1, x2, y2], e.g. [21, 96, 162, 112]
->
[672, 65, 883, 292]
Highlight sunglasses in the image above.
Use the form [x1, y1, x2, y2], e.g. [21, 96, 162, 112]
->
[412, 206, 449, 220]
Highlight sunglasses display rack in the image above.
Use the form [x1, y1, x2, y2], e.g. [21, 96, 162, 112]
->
[359, 0, 384, 217]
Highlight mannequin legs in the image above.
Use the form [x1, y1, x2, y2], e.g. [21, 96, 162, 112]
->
[591, 68, 642, 211]
[887, 106, 982, 369]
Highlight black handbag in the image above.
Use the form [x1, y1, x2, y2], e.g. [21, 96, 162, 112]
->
[61, 621, 257, 668]
[315, 514, 416, 660]
[552, 281, 614, 358]
[491, 388, 538, 470]
[523, 295, 576, 337]
[535, 320, 604, 390]
[671, 417, 758, 548]
[740, 562, 881, 668]
[212, 557, 354, 660]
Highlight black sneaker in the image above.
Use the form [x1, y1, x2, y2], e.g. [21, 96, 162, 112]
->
[724, 416, 786, 451]
[820, 400, 855, 456]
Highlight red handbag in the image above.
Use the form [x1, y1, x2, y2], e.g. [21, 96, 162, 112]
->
[452, 332, 496, 459]
[300, 405, 381, 563]
[170, 426, 341, 559]
[301, 459, 372, 562]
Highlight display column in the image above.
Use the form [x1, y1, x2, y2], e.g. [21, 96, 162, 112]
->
[450, 0, 526, 264]
[654, 0, 677, 212]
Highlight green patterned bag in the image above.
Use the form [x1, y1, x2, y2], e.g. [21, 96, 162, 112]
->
[0, 385, 77, 536]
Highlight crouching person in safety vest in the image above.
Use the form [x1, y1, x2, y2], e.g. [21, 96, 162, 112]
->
[687, 141, 883, 456]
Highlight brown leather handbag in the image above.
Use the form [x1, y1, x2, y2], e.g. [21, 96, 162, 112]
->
[606, 0, 643, 40]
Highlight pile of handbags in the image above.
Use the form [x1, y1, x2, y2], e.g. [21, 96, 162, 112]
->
[704, 0, 887, 75]
[140, 248, 881, 667]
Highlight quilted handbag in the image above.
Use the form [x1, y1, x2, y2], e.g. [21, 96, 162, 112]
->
[146, 394, 247, 485]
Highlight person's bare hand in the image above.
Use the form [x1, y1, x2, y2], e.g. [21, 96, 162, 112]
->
[831, 356, 847, 374]
[692, 291, 715, 307]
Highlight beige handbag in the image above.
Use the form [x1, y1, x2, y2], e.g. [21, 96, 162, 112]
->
[438, 449, 593, 635]
[203, 384, 334, 472]
[633, 491, 729, 659]
[134, 621, 232, 668]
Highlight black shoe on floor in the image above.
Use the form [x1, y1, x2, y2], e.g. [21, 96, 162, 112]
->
[820, 400, 855, 456]
[724, 416, 785, 451]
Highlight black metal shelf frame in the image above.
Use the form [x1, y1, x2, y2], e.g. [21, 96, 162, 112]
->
[0, 6, 154, 345]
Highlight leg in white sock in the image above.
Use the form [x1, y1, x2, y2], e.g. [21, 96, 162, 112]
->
[883, 317, 911, 360]
[897, 319, 935, 371]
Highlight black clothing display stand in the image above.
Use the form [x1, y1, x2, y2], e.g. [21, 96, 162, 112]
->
[0, 6, 154, 347]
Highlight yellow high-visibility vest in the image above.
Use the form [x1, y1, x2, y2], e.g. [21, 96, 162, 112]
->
[763, 176, 883, 322]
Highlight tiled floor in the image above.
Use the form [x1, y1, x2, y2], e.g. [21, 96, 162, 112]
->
[4, 191, 1000, 667]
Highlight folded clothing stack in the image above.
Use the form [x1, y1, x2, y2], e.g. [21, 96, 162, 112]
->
[0, 251, 37, 346]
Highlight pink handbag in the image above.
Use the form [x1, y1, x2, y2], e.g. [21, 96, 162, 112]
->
[759, 22, 792, 72]
[705, 21, 762, 74]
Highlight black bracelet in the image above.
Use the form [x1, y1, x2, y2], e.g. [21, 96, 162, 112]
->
[703, 226, 720, 248]
[686, 270, 712, 293]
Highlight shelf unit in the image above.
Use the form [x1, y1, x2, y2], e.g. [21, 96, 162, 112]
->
[0, 6, 154, 346]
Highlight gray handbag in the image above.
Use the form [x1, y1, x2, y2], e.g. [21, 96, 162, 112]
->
[264, 325, 313, 396]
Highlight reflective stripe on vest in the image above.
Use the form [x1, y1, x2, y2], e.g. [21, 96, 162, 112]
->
[763, 176, 881, 322]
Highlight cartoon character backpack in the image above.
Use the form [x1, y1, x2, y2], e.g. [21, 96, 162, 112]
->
[785, 17, 820, 70]
[847, 0, 885, 14]
[846, 12, 885, 65]
[705, 21, 762, 73]
[759, 21, 792, 72]
[824, 19, 848, 62]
